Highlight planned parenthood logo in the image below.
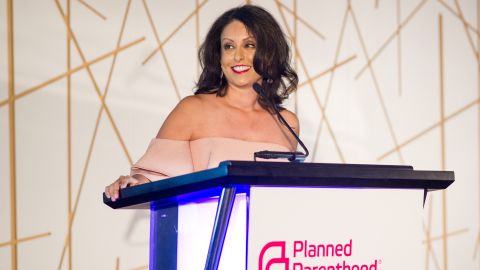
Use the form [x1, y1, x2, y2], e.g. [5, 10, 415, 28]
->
[259, 239, 380, 270]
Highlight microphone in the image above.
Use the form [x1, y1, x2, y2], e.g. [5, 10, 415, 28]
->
[252, 82, 309, 162]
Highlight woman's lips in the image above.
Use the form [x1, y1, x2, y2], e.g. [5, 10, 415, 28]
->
[231, 65, 251, 74]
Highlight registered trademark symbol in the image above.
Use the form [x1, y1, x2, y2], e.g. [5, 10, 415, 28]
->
[379, 259, 383, 264]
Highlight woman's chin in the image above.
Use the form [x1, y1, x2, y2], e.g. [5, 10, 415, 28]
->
[227, 78, 262, 89]
[227, 81, 251, 88]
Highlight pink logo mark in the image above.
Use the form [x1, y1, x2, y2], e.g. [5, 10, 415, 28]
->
[258, 241, 289, 270]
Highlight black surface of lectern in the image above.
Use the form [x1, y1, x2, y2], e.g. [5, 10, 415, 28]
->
[103, 161, 454, 270]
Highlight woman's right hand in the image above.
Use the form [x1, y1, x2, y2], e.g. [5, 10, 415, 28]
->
[104, 175, 150, 202]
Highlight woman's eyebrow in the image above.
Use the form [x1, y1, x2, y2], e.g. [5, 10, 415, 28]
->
[221, 36, 255, 42]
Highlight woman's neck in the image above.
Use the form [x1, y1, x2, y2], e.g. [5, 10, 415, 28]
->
[223, 84, 261, 111]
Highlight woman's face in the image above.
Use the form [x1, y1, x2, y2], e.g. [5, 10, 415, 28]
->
[220, 20, 262, 89]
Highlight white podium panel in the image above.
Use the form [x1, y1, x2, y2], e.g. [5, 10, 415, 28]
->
[248, 187, 424, 270]
[177, 194, 247, 270]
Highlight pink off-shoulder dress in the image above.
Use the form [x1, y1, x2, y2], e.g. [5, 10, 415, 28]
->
[130, 137, 290, 181]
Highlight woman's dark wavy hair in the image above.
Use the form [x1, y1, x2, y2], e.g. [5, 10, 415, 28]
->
[195, 5, 298, 113]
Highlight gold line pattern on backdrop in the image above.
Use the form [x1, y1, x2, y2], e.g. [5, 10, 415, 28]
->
[0, 0, 478, 269]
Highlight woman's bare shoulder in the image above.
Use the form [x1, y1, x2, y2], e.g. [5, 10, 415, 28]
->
[179, 94, 203, 108]
[156, 95, 207, 140]
[279, 108, 300, 134]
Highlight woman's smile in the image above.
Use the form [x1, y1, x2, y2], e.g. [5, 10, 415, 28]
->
[231, 65, 251, 74]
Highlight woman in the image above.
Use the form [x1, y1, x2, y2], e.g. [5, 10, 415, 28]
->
[105, 5, 299, 201]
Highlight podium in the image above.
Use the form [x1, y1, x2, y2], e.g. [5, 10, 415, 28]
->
[103, 161, 454, 270]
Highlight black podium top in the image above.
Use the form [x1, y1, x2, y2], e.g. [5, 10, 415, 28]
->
[103, 161, 454, 209]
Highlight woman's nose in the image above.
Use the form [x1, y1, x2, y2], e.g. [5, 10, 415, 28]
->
[234, 48, 244, 62]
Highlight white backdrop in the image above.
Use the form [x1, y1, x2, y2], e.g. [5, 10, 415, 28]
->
[0, 0, 478, 269]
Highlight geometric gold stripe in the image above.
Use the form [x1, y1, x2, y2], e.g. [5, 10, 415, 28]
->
[67, 0, 73, 268]
[438, 14, 448, 270]
[377, 98, 480, 161]
[57, 99, 100, 270]
[0, 232, 51, 248]
[52, 0, 138, 268]
[276, 0, 326, 40]
[396, 0, 402, 96]
[438, 0, 480, 39]
[452, 0, 479, 64]
[77, 0, 107, 20]
[310, 4, 350, 161]
[103, 0, 133, 99]
[61, 2, 136, 266]
[66, 0, 73, 268]
[142, 0, 182, 100]
[311, 0, 353, 161]
[58, 84, 124, 268]
[275, 0, 346, 162]
[54, 0, 133, 166]
[7, 0, 18, 269]
[0, 37, 145, 108]
[355, 0, 428, 80]
[297, 55, 357, 88]
[58, 1, 135, 269]
[87, 3, 135, 269]
[422, 228, 469, 244]
[349, 4, 405, 163]
[142, 0, 209, 65]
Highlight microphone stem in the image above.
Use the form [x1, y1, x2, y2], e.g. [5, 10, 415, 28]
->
[274, 109, 310, 158]
[252, 82, 309, 160]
